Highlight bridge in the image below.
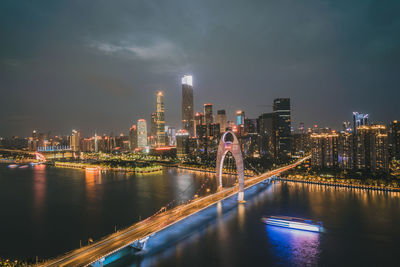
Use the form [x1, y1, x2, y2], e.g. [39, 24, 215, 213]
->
[37, 132, 310, 267]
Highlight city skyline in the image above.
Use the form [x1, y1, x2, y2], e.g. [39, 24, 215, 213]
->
[1, 1, 400, 136]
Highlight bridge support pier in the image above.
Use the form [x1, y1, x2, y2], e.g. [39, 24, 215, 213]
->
[90, 257, 105, 267]
[130, 236, 150, 250]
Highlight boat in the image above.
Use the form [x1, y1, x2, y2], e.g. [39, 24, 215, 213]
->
[19, 165, 29, 169]
[8, 164, 19, 168]
[261, 215, 322, 232]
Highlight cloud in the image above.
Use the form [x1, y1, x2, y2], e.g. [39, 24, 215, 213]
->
[89, 39, 184, 61]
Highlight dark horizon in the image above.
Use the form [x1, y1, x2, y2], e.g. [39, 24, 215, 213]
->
[1, 0, 400, 137]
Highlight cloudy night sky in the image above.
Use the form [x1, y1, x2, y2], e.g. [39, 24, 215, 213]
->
[1, 0, 399, 137]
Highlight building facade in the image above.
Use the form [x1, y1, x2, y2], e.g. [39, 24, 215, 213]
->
[182, 75, 194, 136]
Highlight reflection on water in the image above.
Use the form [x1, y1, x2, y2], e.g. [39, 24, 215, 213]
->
[85, 170, 102, 202]
[32, 164, 47, 222]
[266, 225, 320, 266]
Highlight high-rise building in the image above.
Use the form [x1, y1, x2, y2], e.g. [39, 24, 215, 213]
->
[194, 112, 204, 137]
[151, 112, 157, 137]
[217, 110, 227, 133]
[338, 131, 353, 169]
[129, 125, 137, 151]
[94, 132, 98, 152]
[176, 130, 189, 158]
[137, 119, 147, 148]
[258, 113, 275, 157]
[310, 132, 339, 168]
[236, 110, 245, 126]
[70, 129, 81, 152]
[390, 120, 400, 160]
[355, 125, 388, 171]
[166, 126, 176, 146]
[204, 103, 213, 126]
[353, 112, 368, 134]
[156, 91, 166, 147]
[182, 75, 194, 136]
[273, 98, 291, 159]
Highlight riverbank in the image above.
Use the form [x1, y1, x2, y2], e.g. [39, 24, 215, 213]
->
[280, 176, 400, 192]
[177, 165, 255, 177]
[53, 161, 163, 174]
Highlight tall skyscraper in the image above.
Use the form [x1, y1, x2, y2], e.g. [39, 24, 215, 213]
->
[156, 91, 166, 147]
[194, 112, 204, 137]
[182, 75, 194, 136]
[204, 103, 213, 125]
[70, 129, 81, 152]
[310, 132, 339, 168]
[236, 110, 245, 126]
[151, 112, 157, 137]
[258, 113, 275, 157]
[353, 112, 368, 134]
[273, 98, 291, 159]
[217, 110, 227, 133]
[137, 119, 147, 148]
[129, 125, 137, 151]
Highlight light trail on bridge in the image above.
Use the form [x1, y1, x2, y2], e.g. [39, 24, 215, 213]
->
[37, 156, 310, 267]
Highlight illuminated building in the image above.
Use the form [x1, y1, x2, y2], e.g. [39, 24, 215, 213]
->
[338, 131, 353, 169]
[151, 112, 157, 137]
[355, 125, 388, 171]
[129, 125, 137, 151]
[310, 132, 339, 168]
[194, 112, 204, 137]
[236, 110, 245, 126]
[166, 126, 176, 146]
[204, 103, 213, 126]
[94, 132, 98, 153]
[258, 113, 275, 157]
[217, 110, 227, 133]
[70, 129, 81, 152]
[390, 120, 400, 160]
[273, 98, 291, 159]
[182, 75, 194, 136]
[353, 112, 368, 134]
[176, 130, 189, 158]
[137, 119, 148, 148]
[156, 91, 166, 147]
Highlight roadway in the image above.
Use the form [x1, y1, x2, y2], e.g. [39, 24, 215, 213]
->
[38, 156, 310, 267]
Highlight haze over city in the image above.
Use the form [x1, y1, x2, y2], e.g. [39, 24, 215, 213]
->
[1, 0, 400, 136]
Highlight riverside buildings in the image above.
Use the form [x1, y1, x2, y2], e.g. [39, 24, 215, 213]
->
[156, 91, 166, 147]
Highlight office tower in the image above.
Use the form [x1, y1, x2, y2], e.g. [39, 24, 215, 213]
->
[70, 129, 81, 152]
[217, 110, 227, 133]
[182, 75, 194, 136]
[194, 112, 204, 137]
[258, 113, 275, 157]
[310, 132, 339, 168]
[236, 110, 245, 126]
[166, 126, 176, 146]
[156, 91, 166, 147]
[390, 120, 400, 160]
[151, 112, 157, 137]
[204, 103, 213, 125]
[176, 130, 189, 158]
[137, 119, 147, 148]
[352, 112, 368, 134]
[129, 125, 137, 151]
[355, 125, 388, 171]
[273, 98, 291, 159]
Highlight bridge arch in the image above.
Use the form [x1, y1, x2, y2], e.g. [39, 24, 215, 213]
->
[216, 131, 245, 202]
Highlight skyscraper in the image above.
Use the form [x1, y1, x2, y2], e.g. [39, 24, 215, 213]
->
[310, 132, 339, 168]
[176, 130, 189, 158]
[137, 119, 147, 148]
[273, 98, 291, 159]
[204, 103, 213, 125]
[258, 113, 275, 157]
[129, 125, 137, 151]
[352, 112, 368, 134]
[236, 110, 245, 126]
[194, 112, 204, 137]
[182, 75, 194, 136]
[151, 112, 157, 137]
[217, 110, 227, 133]
[156, 91, 166, 147]
[70, 129, 81, 153]
[390, 120, 400, 160]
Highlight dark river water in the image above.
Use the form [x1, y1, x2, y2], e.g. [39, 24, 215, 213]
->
[0, 163, 399, 266]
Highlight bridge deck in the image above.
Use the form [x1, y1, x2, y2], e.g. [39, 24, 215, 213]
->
[38, 157, 309, 267]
